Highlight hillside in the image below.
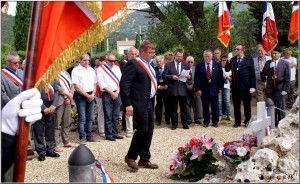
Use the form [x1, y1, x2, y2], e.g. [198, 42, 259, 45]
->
[1, 14, 15, 46]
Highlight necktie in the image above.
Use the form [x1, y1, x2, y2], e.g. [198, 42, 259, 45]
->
[159, 68, 163, 75]
[207, 63, 211, 80]
[237, 57, 241, 64]
[177, 62, 180, 75]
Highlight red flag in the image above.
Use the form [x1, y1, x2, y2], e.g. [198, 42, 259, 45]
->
[262, 2, 278, 52]
[288, 3, 299, 44]
[217, 2, 234, 48]
[34, 2, 126, 87]
[102, 2, 127, 22]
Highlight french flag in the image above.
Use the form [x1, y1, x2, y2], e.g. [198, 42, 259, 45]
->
[95, 160, 114, 183]
[262, 2, 278, 52]
[217, 1, 234, 48]
[288, 2, 299, 44]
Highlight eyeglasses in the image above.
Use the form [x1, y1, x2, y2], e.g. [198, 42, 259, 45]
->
[235, 48, 241, 51]
[187, 61, 194, 63]
[221, 60, 227, 62]
[10, 61, 19, 65]
[108, 59, 116, 62]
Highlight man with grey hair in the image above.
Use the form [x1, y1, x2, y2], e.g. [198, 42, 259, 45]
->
[194, 50, 224, 128]
[186, 56, 202, 125]
[72, 53, 98, 143]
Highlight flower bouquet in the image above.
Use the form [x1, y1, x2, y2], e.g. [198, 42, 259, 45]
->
[217, 140, 253, 165]
[166, 134, 219, 182]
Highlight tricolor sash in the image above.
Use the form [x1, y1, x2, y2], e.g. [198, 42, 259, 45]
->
[58, 72, 71, 92]
[100, 64, 120, 87]
[95, 159, 114, 183]
[1, 67, 23, 87]
[48, 84, 55, 101]
[135, 57, 157, 98]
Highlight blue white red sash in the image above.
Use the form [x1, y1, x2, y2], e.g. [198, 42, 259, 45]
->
[122, 59, 128, 64]
[95, 159, 114, 183]
[58, 72, 71, 92]
[100, 64, 120, 87]
[135, 57, 157, 98]
[1, 67, 23, 87]
[48, 84, 55, 101]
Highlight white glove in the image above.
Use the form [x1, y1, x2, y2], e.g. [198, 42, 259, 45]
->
[270, 62, 275, 68]
[228, 52, 233, 61]
[281, 91, 287, 95]
[249, 88, 256, 93]
[2, 88, 43, 136]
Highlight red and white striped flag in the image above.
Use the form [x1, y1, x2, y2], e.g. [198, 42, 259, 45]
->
[217, 2, 234, 48]
[288, 2, 299, 44]
[262, 2, 278, 52]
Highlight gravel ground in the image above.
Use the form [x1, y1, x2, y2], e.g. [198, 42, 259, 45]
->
[24, 99, 259, 183]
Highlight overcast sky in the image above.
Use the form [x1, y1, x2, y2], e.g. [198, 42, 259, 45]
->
[7, 2, 16, 16]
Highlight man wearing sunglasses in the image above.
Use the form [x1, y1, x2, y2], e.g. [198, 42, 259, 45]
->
[228, 44, 256, 128]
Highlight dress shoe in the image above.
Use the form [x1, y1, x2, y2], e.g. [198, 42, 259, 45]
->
[204, 124, 209, 128]
[213, 124, 218, 128]
[46, 151, 60, 157]
[114, 135, 124, 139]
[38, 154, 46, 161]
[64, 142, 78, 148]
[243, 119, 250, 126]
[54, 146, 63, 152]
[233, 124, 240, 128]
[165, 121, 170, 125]
[171, 127, 176, 130]
[183, 125, 189, 129]
[195, 121, 202, 125]
[187, 121, 192, 125]
[124, 156, 139, 171]
[106, 137, 116, 141]
[138, 161, 159, 169]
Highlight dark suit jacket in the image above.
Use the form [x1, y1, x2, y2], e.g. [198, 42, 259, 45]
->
[162, 61, 191, 96]
[39, 80, 59, 110]
[228, 56, 256, 90]
[120, 59, 152, 116]
[194, 61, 224, 96]
[261, 59, 290, 94]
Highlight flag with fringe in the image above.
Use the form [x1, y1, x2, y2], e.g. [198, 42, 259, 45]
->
[288, 2, 299, 44]
[95, 160, 114, 183]
[34, 1, 127, 89]
[262, 2, 278, 52]
[217, 2, 234, 48]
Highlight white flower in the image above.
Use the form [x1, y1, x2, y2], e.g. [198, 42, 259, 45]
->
[236, 147, 247, 157]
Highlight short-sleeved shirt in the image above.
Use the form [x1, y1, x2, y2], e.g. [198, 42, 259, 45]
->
[71, 64, 97, 92]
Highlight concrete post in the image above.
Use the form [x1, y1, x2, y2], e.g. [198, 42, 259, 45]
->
[68, 144, 96, 182]
[266, 98, 275, 129]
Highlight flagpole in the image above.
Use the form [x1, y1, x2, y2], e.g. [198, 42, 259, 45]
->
[13, 2, 42, 182]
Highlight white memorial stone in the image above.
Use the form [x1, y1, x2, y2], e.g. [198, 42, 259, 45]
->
[250, 101, 271, 146]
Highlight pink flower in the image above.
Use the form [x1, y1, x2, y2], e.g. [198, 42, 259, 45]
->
[190, 145, 205, 160]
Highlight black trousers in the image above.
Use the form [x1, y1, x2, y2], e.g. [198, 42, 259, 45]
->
[33, 113, 56, 155]
[155, 92, 170, 124]
[267, 92, 286, 126]
[170, 96, 188, 128]
[232, 88, 252, 126]
[201, 95, 219, 125]
[127, 99, 154, 162]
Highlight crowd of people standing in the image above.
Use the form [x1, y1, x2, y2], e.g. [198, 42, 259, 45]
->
[1, 41, 297, 177]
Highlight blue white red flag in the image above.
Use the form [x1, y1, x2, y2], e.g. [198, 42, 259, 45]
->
[288, 2, 299, 44]
[262, 2, 278, 52]
[217, 2, 234, 48]
[95, 160, 114, 183]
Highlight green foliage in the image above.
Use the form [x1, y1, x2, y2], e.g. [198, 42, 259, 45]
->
[1, 15, 15, 46]
[14, 1, 32, 51]
[247, 1, 297, 47]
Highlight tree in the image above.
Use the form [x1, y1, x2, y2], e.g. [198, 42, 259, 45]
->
[247, 1, 296, 47]
[13, 1, 32, 51]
